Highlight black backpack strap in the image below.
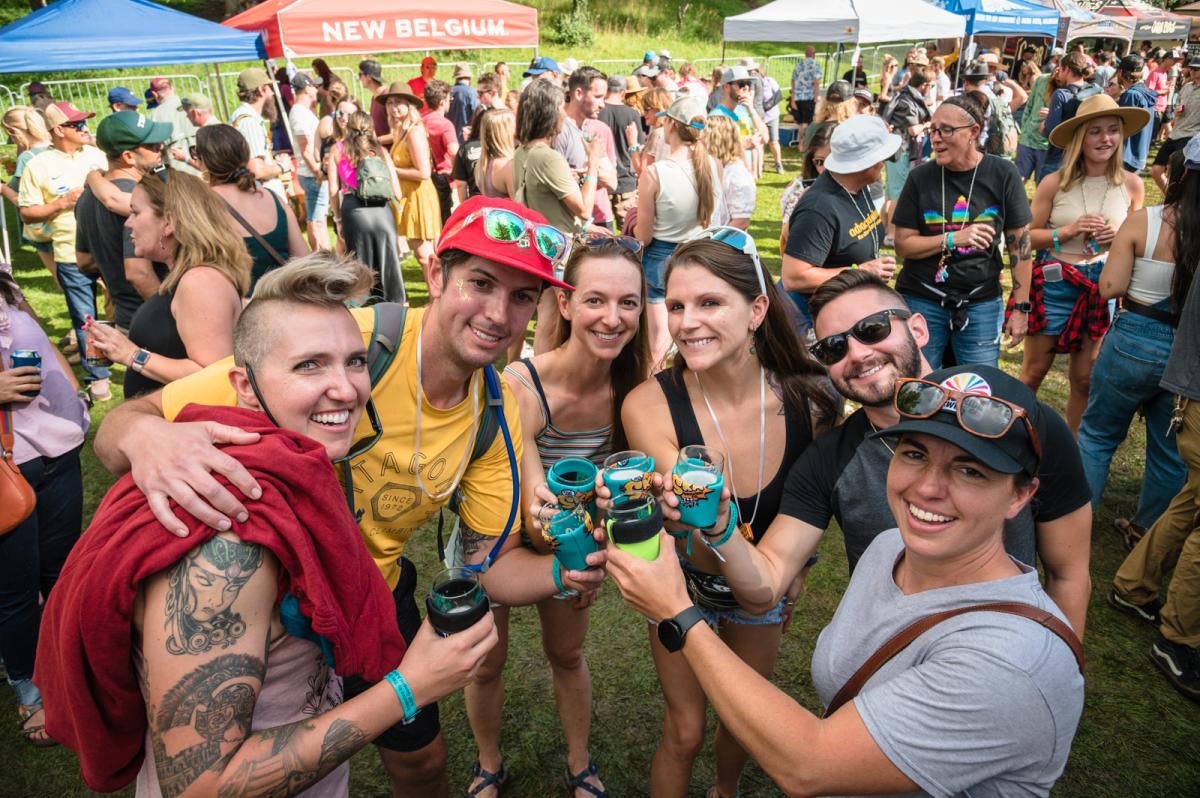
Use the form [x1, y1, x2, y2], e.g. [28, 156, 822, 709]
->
[368, 302, 407, 387]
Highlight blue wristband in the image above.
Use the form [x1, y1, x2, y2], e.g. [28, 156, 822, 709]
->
[1052, 228, 1061, 253]
[384, 669, 420, 724]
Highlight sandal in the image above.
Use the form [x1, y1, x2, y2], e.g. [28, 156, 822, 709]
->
[466, 761, 508, 797]
[565, 759, 608, 797]
[19, 703, 57, 748]
[1115, 518, 1146, 551]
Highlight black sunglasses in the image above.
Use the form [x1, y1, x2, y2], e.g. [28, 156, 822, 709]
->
[733, 80, 752, 89]
[63, 120, 88, 131]
[809, 308, 912, 366]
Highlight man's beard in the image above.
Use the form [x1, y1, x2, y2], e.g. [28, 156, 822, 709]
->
[832, 328, 922, 408]
[261, 96, 279, 123]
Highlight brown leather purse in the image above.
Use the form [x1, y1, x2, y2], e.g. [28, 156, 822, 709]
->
[1, 363, 36, 536]
[823, 601, 1085, 718]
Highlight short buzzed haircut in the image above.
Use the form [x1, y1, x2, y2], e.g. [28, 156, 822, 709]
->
[808, 270, 907, 321]
[234, 252, 375, 369]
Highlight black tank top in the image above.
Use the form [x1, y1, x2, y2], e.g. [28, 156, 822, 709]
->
[123, 288, 187, 398]
[654, 369, 812, 543]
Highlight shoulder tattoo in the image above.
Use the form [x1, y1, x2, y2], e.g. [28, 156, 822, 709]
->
[164, 537, 263, 656]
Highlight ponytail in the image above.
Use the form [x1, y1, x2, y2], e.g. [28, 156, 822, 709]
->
[675, 118, 715, 228]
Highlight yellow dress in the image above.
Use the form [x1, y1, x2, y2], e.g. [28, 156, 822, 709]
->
[391, 128, 442, 240]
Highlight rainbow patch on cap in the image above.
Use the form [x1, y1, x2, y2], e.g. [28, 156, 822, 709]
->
[941, 372, 991, 396]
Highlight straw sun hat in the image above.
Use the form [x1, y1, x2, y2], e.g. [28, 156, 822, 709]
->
[1048, 93, 1150, 149]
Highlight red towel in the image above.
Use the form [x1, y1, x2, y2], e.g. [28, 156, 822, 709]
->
[35, 404, 407, 792]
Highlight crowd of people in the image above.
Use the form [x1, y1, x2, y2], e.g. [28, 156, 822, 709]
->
[0, 40, 1198, 798]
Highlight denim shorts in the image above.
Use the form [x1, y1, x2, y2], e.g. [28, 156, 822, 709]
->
[766, 118, 780, 143]
[681, 560, 787, 626]
[885, 151, 911, 200]
[1040, 259, 1106, 336]
[299, 174, 329, 220]
[642, 238, 678, 304]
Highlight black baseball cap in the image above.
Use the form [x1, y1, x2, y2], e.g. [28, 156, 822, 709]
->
[872, 365, 1043, 476]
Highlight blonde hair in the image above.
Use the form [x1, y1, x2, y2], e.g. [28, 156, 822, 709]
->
[642, 88, 672, 123]
[138, 172, 252, 296]
[2, 106, 49, 152]
[667, 117, 715, 228]
[235, 251, 375, 367]
[703, 113, 742, 165]
[1059, 116, 1126, 191]
[476, 107, 515, 188]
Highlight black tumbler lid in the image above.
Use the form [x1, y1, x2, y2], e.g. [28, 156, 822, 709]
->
[607, 499, 663, 545]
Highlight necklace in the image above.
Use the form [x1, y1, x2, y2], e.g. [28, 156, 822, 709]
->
[869, 420, 896, 456]
[838, 179, 880, 259]
[695, 365, 766, 530]
[936, 157, 982, 284]
[1079, 176, 1114, 257]
[413, 319, 479, 501]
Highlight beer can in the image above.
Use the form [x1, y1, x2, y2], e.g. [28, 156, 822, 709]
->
[85, 322, 112, 368]
[10, 349, 42, 399]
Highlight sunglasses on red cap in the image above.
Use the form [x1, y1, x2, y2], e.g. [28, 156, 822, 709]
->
[442, 207, 572, 267]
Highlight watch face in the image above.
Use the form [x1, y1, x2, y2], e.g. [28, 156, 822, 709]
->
[657, 619, 684, 653]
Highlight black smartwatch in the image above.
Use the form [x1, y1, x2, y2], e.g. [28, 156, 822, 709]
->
[1012, 301, 1033, 314]
[657, 606, 705, 653]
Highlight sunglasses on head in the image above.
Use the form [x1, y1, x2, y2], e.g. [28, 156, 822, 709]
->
[691, 226, 768, 297]
[576, 231, 643, 255]
[443, 208, 572, 266]
[893, 378, 1043, 463]
[809, 308, 911, 365]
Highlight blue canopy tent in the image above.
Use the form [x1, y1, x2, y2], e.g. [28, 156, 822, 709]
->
[936, 0, 1062, 38]
[0, 0, 266, 73]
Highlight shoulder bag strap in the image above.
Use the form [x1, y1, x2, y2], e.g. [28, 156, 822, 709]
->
[222, 198, 287, 267]
[823, 601, 1085, 718]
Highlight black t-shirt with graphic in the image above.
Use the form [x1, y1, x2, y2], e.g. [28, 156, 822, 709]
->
[892, 154, 1031, 302]
[785, 171, 882, 273]
[779, 404, 1090, 572]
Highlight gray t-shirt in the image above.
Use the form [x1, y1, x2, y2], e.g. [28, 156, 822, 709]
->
[812, 529, 1084, 797]
[1161, 269, 1200, 400]
[779, 406, 1091, 571]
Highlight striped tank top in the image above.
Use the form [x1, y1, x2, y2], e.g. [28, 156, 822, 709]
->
[503, 358, 612, 471]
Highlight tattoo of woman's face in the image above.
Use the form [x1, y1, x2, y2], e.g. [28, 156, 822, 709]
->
[164, 538, 263, 656]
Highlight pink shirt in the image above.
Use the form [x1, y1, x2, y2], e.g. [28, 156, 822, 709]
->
[424, 111, 457, 175]
[1147, 68, 1170, 113]
[0, 266, 88, 464]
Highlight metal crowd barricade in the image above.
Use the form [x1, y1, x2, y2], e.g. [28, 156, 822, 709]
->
[17, 74, 208, 120]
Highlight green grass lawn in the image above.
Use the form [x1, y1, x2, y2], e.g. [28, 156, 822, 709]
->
[2, 145, 1199, 796]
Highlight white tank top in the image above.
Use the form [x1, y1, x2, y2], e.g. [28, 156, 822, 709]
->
[1128, 205, 1177, 306]
[652, 156, 723, 243]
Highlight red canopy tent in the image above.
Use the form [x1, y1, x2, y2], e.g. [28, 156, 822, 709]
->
[224, 0, 539, 59]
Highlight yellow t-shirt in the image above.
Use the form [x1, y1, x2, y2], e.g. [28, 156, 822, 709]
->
[17, 145, 106, 263]
[162, 306, 523, 590]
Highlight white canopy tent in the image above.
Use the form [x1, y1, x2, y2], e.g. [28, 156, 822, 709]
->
[723, 0, 967, 44]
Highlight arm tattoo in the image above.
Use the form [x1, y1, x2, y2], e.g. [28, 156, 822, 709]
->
[164, 537, 263, 656]
[216, 719, 368, 798]
[151, 653, 265, 798]
[459, 522, 491, 558]
[1008, 227, 1032, 262]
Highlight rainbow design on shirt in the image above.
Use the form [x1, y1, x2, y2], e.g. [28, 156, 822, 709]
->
[940, 372, 992, 396]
